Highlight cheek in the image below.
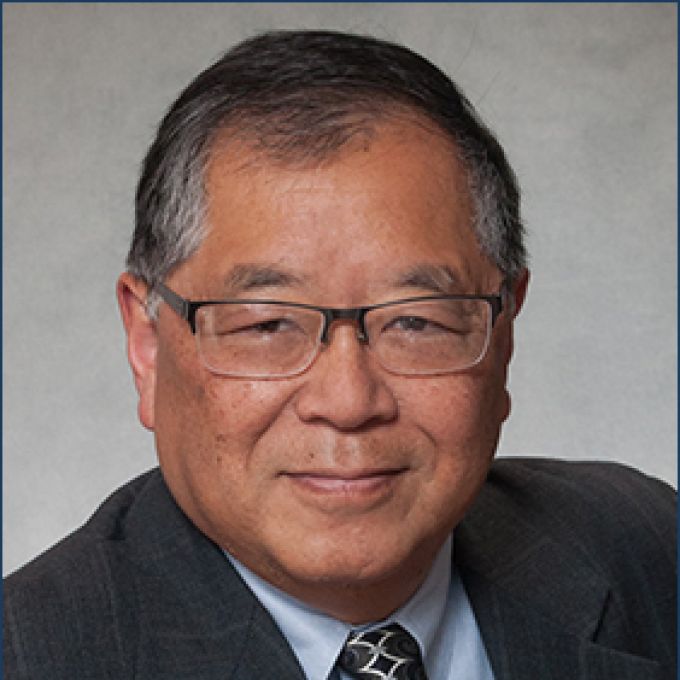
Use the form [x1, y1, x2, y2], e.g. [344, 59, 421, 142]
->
[403, 371, 508, 456]
[153, 350, 300, 525]
[164, 373, 305, 488]
[200, 379, 294, 455]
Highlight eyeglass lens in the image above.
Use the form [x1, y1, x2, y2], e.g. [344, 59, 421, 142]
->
[194, 298, 492, 378]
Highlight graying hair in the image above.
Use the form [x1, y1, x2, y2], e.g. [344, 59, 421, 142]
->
[128, 30, 526, 314]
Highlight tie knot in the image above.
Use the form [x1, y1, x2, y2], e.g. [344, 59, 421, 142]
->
[338, 623, 427, 680]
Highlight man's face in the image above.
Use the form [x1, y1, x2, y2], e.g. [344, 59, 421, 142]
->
[120, 119, 523, 621]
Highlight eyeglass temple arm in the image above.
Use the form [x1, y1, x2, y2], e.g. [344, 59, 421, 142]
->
[153, 283, 198, 331]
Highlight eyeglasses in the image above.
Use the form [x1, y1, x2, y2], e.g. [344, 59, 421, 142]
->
[153, 282, 505, 378]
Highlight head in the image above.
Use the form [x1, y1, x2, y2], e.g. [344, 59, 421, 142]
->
[118, 30, 528, 623]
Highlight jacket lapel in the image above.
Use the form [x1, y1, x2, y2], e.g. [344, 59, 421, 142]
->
[116, 470, 306, 680]
[455, 467, 666, 680]
[460, 559, 663, 680]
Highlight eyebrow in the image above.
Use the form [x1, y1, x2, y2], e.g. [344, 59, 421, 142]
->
[393, 264, 466, 294]
[220, 262, 467, 297]
[222, 263, 307, 295]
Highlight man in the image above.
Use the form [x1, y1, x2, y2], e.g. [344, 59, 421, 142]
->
[4, 30, 675, 680]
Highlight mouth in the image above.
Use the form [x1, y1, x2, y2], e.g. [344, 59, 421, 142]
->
[282, 467, 408, 496]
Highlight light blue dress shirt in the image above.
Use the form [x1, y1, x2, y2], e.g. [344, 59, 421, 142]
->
[226, 535, 495, 680]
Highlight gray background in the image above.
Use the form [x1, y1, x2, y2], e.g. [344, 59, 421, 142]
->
[4, 3, 676, 576]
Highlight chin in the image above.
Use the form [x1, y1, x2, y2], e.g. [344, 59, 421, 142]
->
[275, 529, 430, 588]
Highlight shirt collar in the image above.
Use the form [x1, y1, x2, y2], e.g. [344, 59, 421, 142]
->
[226, 535, 453, 680]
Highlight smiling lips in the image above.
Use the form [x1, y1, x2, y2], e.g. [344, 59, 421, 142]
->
[283, 468, 407, 494]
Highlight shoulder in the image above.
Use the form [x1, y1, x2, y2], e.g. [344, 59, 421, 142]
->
[4, 470, 161, 678]
[487, 457, 676, 545]
[477, 457, 676, 602]
[488, 456, 676, 505]
[460, 459, 676, 673]
[5, 468, 158, 586]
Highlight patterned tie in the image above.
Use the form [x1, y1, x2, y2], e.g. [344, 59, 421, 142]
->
[338, 623, 428, 680]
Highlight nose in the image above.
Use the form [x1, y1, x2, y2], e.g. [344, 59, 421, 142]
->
[294, 322, 398, 430]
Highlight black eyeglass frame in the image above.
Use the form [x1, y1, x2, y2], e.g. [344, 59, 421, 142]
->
[153, 282, 505, 345]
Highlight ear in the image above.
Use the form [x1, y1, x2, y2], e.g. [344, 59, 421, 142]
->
[510, 268, 530, 318]
[117, 273, 157, 431]
[499, 268, 530, 368]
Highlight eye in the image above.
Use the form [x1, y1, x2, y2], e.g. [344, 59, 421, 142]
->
[380, 306, 477, 337]
[231, 316, 300, 335]
[385, 315, 454, 335]
[389, 316, 431, 332]
[250, 318, 289, 333]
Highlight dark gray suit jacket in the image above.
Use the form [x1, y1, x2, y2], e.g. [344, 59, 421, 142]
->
[4, 459, 676, 679]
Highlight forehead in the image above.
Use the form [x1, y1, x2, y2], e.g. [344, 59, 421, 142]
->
[172, 119, 499, 299]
